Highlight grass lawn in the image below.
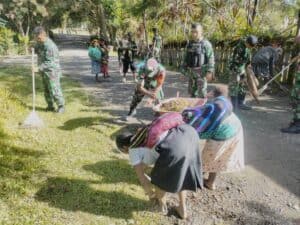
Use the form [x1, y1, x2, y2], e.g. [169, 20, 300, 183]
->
[0, 66, 167, 225]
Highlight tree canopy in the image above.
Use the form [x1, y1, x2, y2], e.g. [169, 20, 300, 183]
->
[0, 0, 299, 43]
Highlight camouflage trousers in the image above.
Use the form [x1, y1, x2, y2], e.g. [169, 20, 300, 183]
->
[186, 68, 207, 98]
[291, 70, 300, 121]
[41, 70, 65, 108]
[228, 71, 247, 97]
[129, 87, 164, 113]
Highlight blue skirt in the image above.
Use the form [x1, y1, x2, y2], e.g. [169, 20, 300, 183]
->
[91, 60, 101, 74]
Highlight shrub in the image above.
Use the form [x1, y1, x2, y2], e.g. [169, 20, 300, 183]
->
[0, 27, 16, 55]
[17, 34, 29, 55]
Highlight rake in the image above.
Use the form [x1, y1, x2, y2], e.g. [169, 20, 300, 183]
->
[20, 48, 44, 129]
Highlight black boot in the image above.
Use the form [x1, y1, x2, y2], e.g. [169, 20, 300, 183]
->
[238, 94, 252, 110]
[127, 107, 137, 116]
[46, 105, 55, 112]
[281, 120, 300, 134]
[57, 105, 65, 114]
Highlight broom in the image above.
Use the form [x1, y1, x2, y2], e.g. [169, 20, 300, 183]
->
[20, 48, 44, 129]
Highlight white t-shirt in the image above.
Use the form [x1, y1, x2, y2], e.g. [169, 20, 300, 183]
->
[129, 130, 168, 166]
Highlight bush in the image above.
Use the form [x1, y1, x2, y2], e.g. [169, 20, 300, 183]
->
[17, 34, 29, 55]
[0, 27, 17, 55]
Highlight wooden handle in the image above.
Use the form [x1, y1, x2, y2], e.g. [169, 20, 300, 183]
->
[31, 48, 36, 111]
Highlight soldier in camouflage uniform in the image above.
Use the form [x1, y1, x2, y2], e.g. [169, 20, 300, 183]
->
[228, 35, 258, 110]
[281, 35, 300, 134]
[151, 28, 162, 62]
[127, 58, 166, 119]
[33, 27, 65, 113]
[182, 23, 215, 98]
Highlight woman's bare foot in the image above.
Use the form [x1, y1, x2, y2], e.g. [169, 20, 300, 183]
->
[174, 205, 187, 219]
[158, 198, 167, 215]
[149, 195, 167, 215]
[204, 179, 216, 190]
[143, 183, 156, 199]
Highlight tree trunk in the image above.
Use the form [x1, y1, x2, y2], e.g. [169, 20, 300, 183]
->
[251, 0, 259, 26]
[246, 0, 259, 27]
[183, 7, 188, 35]
[98, 3, 109, 41]
[143, 10, 148, 48]
[297, 9, 300, 36]
[24, 25, 30, 55]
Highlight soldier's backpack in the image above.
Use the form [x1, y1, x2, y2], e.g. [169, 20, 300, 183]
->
[185, 39, 209, 68]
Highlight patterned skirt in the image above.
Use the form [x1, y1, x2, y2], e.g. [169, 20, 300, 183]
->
[201, 128, 244, 173]
[101, 63, 108, 74]
[91, 60, 101, 74]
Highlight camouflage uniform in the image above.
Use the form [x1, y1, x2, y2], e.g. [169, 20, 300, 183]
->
[280, 35, 300, 133]
[35, 38, 64, 108]
[291, 62, 300, 122]
[228, 39, 251, 97]
[128, 64, 165, 115]
[152, 34, 162, 61]
[281, 57, 300, 133]
[183, 39, 215, 98]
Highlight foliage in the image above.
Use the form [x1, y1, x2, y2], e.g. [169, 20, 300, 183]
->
[0, 0, 48, 36]
[1, 0, 299, 48]
[17, 34, 30, 54]
[0, 27, 16, 55]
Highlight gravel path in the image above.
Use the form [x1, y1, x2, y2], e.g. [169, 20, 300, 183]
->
[1, 41, 299, 225]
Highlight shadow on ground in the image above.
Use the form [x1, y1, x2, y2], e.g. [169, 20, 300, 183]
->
[83, 159, 138, 184]
[58, 116, 126, 131]
[0, 123, 46, 200]
[232, 201, 295, 225]
[35, 176, 149, 219]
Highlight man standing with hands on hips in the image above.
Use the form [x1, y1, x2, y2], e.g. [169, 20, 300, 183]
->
[182, 23, 215, 98]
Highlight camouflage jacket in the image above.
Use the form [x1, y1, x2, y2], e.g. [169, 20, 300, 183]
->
[35, 38, 60, 71]
[229, 39, 251, 74]
[183, 38, 215, 74]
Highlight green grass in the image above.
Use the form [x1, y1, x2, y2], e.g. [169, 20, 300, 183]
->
[0, 66, 167, 225]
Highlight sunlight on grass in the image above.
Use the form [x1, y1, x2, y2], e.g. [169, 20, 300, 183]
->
[0, 66, 167, 225]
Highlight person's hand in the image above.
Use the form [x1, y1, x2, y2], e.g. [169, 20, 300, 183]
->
[148, 91, 156, 99]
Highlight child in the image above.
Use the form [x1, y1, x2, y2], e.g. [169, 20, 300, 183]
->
[99, 38, 110, 79]
[88, 36, 101, 82]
